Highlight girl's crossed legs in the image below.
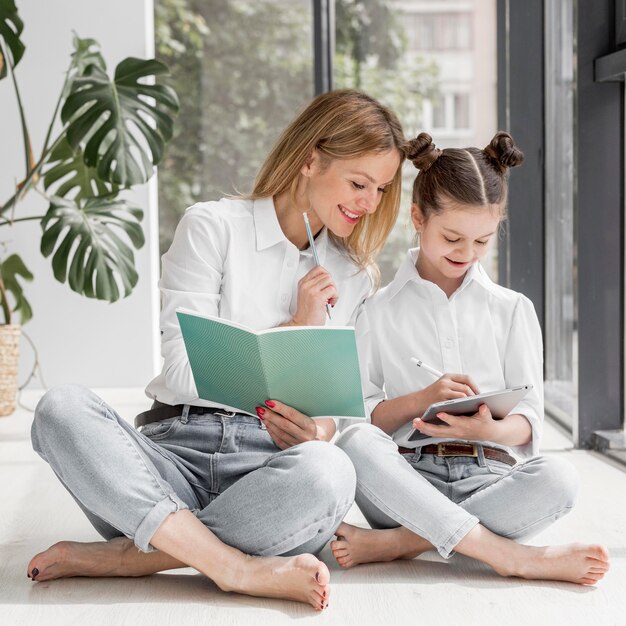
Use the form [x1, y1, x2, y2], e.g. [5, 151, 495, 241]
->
[332, 423, 609, 585]
[29, 385, 357, 610]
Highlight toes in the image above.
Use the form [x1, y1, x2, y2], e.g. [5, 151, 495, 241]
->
[588, 544, 610, 562]
[314, 561, 330, 586]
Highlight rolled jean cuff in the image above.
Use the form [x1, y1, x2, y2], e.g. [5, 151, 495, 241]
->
[438, 515, 480, 559]
[134, 493, 189, 552]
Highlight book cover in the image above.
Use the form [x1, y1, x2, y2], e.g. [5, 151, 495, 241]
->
[176, 308, 366, 419]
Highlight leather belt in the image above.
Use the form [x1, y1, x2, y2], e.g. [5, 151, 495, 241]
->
[135, 401, 219, 429]
[398, 442, 517, 467]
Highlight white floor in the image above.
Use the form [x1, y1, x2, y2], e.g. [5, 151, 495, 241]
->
[1, 389, 625, 626]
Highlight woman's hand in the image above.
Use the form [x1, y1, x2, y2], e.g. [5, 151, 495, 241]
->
[290, 266, 338, 326]
[255, 400, 336, 449]
[414, 373, 480, 414]
[412, 403, 498, 441]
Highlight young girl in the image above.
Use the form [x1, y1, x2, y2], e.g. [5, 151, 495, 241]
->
[331, 132, 610, 585]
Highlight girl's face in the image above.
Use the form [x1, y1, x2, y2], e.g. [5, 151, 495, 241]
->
[302, 149, 401, 238]
[411, 201, 501, 290]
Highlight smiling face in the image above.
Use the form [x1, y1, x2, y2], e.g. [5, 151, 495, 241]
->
[302, 149, 401, 238]
[411, 199, 502, 294]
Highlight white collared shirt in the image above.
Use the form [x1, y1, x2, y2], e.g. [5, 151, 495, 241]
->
[355, 247, 543, 457]
[145, 197, 373, 408]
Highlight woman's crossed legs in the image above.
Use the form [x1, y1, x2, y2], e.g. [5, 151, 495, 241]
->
[28, 385, 357, 610]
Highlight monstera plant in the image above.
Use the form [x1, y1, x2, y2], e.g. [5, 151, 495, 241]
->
[0, 0, 179, 414]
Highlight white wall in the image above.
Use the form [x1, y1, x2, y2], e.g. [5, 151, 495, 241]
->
[0, 1, 160, 389]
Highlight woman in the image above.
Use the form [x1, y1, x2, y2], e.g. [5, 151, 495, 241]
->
[27, 89, 405, 610]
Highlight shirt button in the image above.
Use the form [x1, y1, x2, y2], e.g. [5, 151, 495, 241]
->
[286, 260, 294, 268]
[444, 338, 454, 349]
[281, 294, 288, 303]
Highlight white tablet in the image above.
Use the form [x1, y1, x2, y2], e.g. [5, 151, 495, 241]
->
[407, 384, 533, 442]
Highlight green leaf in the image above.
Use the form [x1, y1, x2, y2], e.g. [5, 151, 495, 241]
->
[40, 195, 145, 302]
[71, 32, 106, 75]
[60, 57, 180, 187]
[0, 0, 25, 80]
[43, 137, 118, 200]
[62, 33, 107, 99]
[0, 253, 33, 325]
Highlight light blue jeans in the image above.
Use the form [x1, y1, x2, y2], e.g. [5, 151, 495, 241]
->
[335, 423, 578, 558]
[31, 385, 356, 555]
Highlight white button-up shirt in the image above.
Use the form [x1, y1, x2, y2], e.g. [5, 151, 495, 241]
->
[356, 248, 543, 457]
[145, 197, 373, 408]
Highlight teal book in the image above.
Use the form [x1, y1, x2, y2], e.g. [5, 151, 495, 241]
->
[176, 309, 366, 419]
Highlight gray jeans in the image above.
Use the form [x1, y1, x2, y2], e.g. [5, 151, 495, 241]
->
[335, 423, 578, 558]
[31, 384, 356, 555]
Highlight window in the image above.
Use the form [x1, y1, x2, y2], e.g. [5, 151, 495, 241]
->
[155, 0, 314, 255]
[335, 0, 496, 283]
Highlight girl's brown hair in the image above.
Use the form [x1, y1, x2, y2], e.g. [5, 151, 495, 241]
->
[249, 89, 405, 269]
[405, 131, 524, 220]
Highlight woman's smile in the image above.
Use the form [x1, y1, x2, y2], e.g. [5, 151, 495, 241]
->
[338, 204, 363, 224]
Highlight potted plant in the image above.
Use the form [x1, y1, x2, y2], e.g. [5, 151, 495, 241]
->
[0, 0, 179, 415]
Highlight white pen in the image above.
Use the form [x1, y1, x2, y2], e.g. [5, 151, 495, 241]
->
[410, 357, 443, 379]
[303, 212, 332, 320]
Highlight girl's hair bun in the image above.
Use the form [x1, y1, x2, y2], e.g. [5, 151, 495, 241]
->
[483, 131, 524, 171]
[405, 132, 441, 172]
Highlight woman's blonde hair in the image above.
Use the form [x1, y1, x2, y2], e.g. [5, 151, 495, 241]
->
[249, 89, 405, 270]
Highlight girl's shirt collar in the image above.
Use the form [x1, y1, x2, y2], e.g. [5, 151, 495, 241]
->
[386, 247, 496, 301]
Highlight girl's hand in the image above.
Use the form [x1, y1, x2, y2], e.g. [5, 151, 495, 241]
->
[290, 266, 338, 326]
[255, 400, 335, 449]
[415, 373, 480, 413]
[412, 403, 497, 440]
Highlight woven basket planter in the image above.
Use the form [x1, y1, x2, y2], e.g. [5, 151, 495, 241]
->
[0, 324, 21, 416]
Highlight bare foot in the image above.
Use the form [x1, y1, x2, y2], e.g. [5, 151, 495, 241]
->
[27, 537, 181, 581]
[220, 553, 330, 611]
[330, 522, 431, 568]
[494, 543, 610, 586]
[28, 538, 330, 610]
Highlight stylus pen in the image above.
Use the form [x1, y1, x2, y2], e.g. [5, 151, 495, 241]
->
[410, 357, 443, 379]
[303, 212, 332, 320]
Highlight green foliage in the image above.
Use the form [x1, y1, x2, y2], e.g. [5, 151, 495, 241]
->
[62, 58, 179, 187]
[0, 3, 178, 324]
[44, 138, 118, 199]
[41, 196, 144, 301]
[0, 253, 33, 325]
[0, 0, 25, 79]
[155, 0, 313, 253]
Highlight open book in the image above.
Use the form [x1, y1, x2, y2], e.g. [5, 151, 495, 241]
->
[176, 308, 367, 419]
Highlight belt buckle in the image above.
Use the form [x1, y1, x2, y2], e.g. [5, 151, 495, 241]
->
[437, 443, 478, 457]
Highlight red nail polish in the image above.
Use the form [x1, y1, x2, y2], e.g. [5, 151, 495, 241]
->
[265, 400, 276, 408]
[256, 407, 266, 418]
